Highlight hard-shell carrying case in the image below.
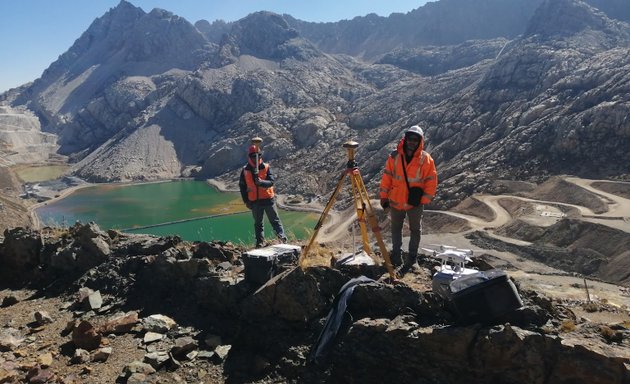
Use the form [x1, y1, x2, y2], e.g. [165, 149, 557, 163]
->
[449, 269, 523, 324]
[242, 244, 301, 285]
[432, 266, 479, 300]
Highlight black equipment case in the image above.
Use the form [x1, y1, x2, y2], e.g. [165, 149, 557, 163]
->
[242, 244, 301, 285]
[449, 269, 523, 324]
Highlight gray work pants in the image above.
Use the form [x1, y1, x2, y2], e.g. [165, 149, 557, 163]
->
[390, 205, 424, 256]
[251, 202, 286, 245]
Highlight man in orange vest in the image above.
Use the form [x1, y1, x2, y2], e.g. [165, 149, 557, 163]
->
[239, 145, 287, 248]
[379, 125, 438, 272]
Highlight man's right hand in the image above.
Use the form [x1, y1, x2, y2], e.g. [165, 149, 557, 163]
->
[380, 198, 389, 209]
[245, 202, 253, 210]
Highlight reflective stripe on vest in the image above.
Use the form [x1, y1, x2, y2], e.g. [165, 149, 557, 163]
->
[393, 151, 427, 185]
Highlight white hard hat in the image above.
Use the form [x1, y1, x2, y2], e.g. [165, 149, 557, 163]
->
[405, 125, 424, 137]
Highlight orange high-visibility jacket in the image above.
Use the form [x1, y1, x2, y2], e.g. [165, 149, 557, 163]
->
[379, 137, 437, 210]
[243, 164, 275, 202]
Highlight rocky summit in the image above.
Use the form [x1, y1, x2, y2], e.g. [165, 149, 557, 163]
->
[0, 223, 628, 383]
[0, 0, 628, 209]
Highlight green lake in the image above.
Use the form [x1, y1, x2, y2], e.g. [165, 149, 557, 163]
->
[35, 180, 318, 246]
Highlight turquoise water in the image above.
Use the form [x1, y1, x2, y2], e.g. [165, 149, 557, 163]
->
[36, 180, 318, 245]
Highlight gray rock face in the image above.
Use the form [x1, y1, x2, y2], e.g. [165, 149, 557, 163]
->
[377, 38, 509, 76]
[427, 0, 630, 206]
[334, 321, 629, 384]
[526, 0, 630, 38]
[227, 12, 299, 60]
[284, 0, 628, 60]
[0, 227, 43, 269]
[0, 105, 57, 165]
[284, 0, 545, 59]
[2, 0, 629, 206]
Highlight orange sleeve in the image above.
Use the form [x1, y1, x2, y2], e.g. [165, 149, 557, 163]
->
[420, 154, 437, 205]
[379, 155, 394, 199]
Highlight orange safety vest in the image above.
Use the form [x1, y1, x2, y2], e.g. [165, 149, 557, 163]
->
[379, 137, 438, 210]
[243, 164, 275, 202]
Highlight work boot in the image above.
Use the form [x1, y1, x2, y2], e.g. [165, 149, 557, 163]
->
[403, 253, 422, 274]
[390, 250, 402, 267]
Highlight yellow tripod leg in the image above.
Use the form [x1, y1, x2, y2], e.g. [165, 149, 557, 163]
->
[354, 171, 398, 281]
[299, 170, 346, 268]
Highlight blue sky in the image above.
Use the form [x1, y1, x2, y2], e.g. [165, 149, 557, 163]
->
[0, 0, 430, 93]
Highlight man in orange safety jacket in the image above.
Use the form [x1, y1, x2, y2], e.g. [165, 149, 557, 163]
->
[379, 125, 438, 272]
[239, 144, 287, 248]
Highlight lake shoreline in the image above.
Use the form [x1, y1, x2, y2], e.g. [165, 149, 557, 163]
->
[30, 178, 340, 239]
[29, 176, 351, 246]
[203, 179, 347, 243]
[205, 178, 327, 214]
[29, 178, 179, 229]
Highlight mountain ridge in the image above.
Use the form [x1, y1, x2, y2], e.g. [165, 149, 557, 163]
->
[1, 0, 629, 209]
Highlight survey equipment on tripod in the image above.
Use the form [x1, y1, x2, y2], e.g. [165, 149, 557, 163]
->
[299, 141, 397, 281]
[251, 137, 263, 175]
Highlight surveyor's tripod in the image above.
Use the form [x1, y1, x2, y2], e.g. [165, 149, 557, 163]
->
[299, 141, 397, 281]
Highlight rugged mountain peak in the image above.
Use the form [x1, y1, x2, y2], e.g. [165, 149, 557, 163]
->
[112, 0, 141, 14]
[120, 7, 209, 64]
[525, 0, 623, 38]
[194, 19, 231, 43]
[226, 11, 308, 60]
[38, 1, 210, 84]
[478, 0, 629, 97]
[147, 7, 175, 19]
[35, 2, 145, 83]
[15, 0, 211, 117]
[287, 0, 545, 59]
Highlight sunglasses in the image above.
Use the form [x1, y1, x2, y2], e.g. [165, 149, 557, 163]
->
[405, 135, 421, 142]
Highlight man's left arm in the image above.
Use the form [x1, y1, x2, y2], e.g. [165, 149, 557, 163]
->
[256, 165, 274, 188]
[421, 155, 437, 205]
[238, 169, 249, 204]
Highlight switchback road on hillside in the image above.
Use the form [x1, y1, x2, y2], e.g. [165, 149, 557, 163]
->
[318, 176, 630, 246]
[435, 177, 630, 234]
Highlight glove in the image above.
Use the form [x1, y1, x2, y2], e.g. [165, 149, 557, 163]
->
[245, 202, 253, 210]
[253, 174, 261, 186]
[380, 198, 389, 210]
